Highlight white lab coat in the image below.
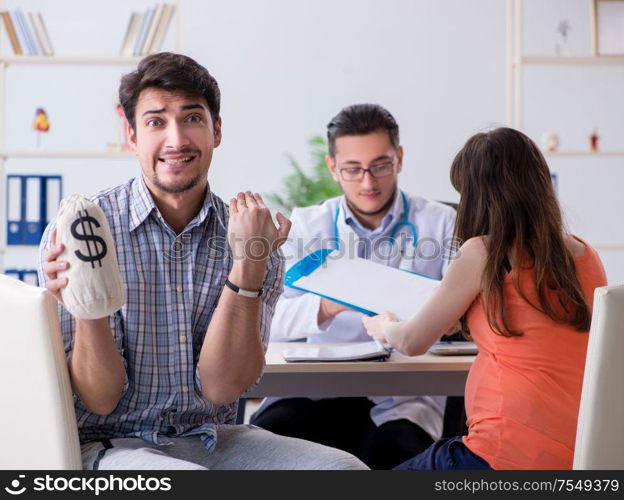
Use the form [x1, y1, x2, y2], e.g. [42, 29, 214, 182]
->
[259, 190, 456, 439]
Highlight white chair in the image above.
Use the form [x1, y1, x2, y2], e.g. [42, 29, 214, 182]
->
[574, 284, 624, 470]
[0, 274, 81, 469]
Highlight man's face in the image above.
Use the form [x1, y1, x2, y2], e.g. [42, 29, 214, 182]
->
[126, 88, 222, 196]
[326, 131, 403, 216]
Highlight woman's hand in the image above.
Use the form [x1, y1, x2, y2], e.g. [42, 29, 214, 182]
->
[362, 311, 399, 344]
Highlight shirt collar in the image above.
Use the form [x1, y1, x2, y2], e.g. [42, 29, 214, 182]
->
[342, 188, 404, 235]
[129, 176, 157, 232]
[129, 176, 214, 232]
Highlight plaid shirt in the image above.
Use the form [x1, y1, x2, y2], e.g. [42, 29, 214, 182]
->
[38, 176, 284, 451]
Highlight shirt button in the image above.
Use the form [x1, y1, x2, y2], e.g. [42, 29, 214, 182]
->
[179, 335, 187, 343]
[182, 385, 189, 393]
[176, 285, 183, 293]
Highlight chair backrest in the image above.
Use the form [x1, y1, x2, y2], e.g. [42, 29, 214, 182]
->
[0, 274, 81, 469]
[573, 284, 624, 470]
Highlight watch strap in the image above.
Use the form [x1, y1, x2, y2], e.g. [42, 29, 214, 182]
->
[225, 278, 263, 298]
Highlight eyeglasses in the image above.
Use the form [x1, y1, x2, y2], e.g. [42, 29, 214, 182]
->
[336, 159, 397, 181]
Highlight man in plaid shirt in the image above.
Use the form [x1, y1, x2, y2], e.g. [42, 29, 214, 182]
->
[39, 52, 366, 470]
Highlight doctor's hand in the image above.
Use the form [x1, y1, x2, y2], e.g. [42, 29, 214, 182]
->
[362, 311, 399, 344]
[318, 298, 353, 325]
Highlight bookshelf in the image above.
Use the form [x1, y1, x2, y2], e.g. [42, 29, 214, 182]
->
[518, 55, 624, 66]
[506, 0, 624, 266]
[506, 0, 624, 135]
[0, 1, 180, 273]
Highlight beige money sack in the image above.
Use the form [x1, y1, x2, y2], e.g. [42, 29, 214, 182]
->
[56, 194, 125, 319]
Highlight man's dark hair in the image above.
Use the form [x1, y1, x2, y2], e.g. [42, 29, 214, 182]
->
[119, 52, 220, 130]
[326, 103, 400, 156]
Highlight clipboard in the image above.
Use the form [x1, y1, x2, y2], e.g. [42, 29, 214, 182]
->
[285, 249, 440, 320]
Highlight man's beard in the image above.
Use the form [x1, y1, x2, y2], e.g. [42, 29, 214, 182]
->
[345, 187, 397, 217]
[152, 172, 203, 194]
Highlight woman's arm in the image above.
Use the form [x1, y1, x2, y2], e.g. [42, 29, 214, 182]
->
[362, 237, 487, 356]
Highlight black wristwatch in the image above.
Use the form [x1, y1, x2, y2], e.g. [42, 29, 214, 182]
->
[225, 278, 263, 298]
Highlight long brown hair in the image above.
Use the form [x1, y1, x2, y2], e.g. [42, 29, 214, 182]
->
[450, 127, 591, 337]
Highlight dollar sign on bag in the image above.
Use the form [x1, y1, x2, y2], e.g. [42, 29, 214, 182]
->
[70, 209, 108, 268]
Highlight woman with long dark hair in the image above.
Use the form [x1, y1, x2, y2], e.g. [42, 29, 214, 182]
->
[363, 127, 607, 470]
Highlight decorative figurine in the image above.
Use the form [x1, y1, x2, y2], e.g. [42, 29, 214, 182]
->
[555, 19, 572, 57]
[33, 107, 50, 148]
[589, 126, 599, 152]
[541, 132, 560, 153]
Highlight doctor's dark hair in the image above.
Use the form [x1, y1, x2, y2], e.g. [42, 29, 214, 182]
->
[327, 104, 399, 156]
[450, 127, 591, 338]
[119, 52, 221, 131]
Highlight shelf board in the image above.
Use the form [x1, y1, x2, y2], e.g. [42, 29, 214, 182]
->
[544, 152, 624, 158]
[517, 56, 624, 66]
[0, 150, 135, 159]
[0, 56, 142, 66]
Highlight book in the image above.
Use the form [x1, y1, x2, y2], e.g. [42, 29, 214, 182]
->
[142, 3, 164, 55]
[10, 10, 31, 55]
[148, 4, 175, 54]
[1, 11, 21, 55]
[14, 9, 37, 55]
[134, 7, 154, 56]
[120, 12, 141, 57]
[281, 341, 392, 362]
[33, 12, 54, 56]
[26, 12, 44, 55]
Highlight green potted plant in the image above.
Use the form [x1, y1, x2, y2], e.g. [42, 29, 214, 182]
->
[267, 135, 342, 214]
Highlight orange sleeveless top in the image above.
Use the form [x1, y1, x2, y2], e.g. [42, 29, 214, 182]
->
[462, 239, 607, 470]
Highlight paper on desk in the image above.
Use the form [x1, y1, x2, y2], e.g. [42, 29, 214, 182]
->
[285, 249, 440, 321]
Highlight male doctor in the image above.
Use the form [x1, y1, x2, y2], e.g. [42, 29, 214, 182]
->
[250, 104, 456, 469]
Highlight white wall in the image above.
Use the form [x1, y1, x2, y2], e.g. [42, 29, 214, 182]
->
[2, 0, 623, 283]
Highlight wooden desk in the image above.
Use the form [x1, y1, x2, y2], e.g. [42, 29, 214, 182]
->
[246, 342, 475, 398]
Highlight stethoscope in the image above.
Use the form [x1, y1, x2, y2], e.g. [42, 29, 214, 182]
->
[332, 190, 418, 259]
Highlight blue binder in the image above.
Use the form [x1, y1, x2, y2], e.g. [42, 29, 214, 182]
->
[5, 175, 63, 246]
[6, 176, 22, 245]
[4, 269, 39, 286]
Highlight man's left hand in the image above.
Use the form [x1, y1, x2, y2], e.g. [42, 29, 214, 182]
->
[228, 191, 291, 264]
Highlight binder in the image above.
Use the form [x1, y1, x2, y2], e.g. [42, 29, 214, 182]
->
[24, 176, 42, 244]
[21, 270, 39, 286]
[43, 176, 62, 225]
[6, 176, 22, 245]
[4, 269, 20, 281]
[5, 175, 63, 246]
[4, 269, 39, 286]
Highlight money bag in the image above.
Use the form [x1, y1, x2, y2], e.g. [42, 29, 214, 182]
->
[56, 194, 125, 319]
